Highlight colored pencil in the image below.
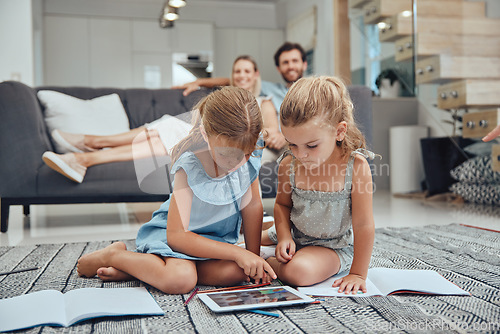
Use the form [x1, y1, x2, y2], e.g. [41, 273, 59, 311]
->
[0, 266, 39, 276]
[198, 282, 271, 294]
[184, 287, 199, 305]
[247, 309, 280, 317]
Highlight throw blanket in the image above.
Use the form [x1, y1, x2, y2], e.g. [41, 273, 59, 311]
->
[1, 224, 499, 333]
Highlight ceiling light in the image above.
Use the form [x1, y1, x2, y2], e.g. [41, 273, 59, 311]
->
[163, 6, 179, 21]
[168, 0, 186, 8]
[377, 22, 387, 30]
[401, 10, 412, 17]
[159, 17, 174, 28]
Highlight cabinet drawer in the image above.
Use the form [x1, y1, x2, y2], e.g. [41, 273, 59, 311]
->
[363, 0, 410, 24]
[462, 109, 500, 138]
[395, 34, 500, 62]
[493, 145, 500, 172]
[415, 55, 500, 84]
[437, 80, 500, 109]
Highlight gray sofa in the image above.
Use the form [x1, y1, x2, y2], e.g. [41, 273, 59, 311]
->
[0, 81, 372, 233]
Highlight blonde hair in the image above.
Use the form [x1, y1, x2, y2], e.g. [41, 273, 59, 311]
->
[230, 55, 262, 98]
[280, 76, 366, 158]
[170, 86, 263, 163]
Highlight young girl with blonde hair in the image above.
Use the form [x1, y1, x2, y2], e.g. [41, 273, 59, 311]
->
[77, 86, 276, 294]
[265, 76, 376, 294]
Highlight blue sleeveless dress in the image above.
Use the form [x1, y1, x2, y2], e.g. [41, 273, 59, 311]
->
[136, 148, 262, 261]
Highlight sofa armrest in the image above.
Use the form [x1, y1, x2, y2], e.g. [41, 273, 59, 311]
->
[0, 81, 52, 197]
[348, 85, 373, 150]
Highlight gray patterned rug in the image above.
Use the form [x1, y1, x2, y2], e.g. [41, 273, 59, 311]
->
[1, 224, 499, 333]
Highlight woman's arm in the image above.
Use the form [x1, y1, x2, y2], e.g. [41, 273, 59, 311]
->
[273, 156, 295, 262]
[333, 156, 375, 293]
[482, 124, 500, 142]
[172, 78, 231, 96]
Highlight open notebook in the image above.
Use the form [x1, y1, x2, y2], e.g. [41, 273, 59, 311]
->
[298, 268, 470, 297]
[0, 287, 164, 332]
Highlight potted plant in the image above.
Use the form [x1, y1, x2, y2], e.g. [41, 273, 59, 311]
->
[375, 68, 401, 98]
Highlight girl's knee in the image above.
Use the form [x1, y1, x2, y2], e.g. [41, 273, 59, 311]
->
[278, 257, 314, 286]
[157, 262, 197, 294]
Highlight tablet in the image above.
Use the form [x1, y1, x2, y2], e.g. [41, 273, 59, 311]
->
[198, 286, 314, 313]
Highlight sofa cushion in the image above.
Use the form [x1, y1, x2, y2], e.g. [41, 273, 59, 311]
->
[38, 90, 130, 153]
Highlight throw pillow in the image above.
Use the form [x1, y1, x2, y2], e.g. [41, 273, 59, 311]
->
[450, 155, 500, 184]
[449, 182, 500, 206]
[38, 90, 130, 153]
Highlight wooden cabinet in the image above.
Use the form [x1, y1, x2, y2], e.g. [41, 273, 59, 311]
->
[381, 14, 497, 42]
[437, 80, 500, 109]
[462, 109, 500, 138]
[362, 0, 410, 24]
[415, 55, 500, 84]
[395, 34, 500, 62]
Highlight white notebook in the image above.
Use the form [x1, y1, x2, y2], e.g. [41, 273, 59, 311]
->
[0, 287, 164, 332]
[298, 268, 470, 297]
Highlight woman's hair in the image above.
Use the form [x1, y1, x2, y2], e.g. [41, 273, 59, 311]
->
[170, 86, 263, 163]
[280, 76, 366, 158]
[230, 55, 262, 98]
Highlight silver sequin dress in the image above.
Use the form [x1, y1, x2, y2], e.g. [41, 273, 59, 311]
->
[278, 148, 373, 250]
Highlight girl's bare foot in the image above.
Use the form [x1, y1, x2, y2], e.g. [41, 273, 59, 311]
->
[97, 266, 134, 281]
[77, 242, 127, 277]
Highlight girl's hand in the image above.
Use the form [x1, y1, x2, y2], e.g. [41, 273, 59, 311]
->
[275, 239, 295, 263]
[235, 250, 277, 284]
[332, 274, 367, 295]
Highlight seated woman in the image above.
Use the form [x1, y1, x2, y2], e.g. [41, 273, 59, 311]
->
[42, 55, 286, 183]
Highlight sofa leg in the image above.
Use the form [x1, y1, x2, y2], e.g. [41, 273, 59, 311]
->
[23, 205, 30, 216]
[1, 202, 9, 233]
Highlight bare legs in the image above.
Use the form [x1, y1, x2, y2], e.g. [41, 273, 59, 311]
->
[73, 129, 167, 168]
[266, 246, 341, 287]
[83, 127, 148, 149]
[77, 242, 248, 294]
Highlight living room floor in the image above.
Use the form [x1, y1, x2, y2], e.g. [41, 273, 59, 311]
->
[1, 190, 499, 247]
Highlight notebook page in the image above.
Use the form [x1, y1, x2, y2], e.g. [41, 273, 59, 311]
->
[298, 271, 383, 297]
[0, 290, 66, 331]
[368, 268, 469, 296]
[64, 287, 164, 325]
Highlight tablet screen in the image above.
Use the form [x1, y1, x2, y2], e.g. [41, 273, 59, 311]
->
[198, 286, 314, 313]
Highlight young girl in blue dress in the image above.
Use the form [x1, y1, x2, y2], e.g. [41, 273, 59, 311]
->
[77, 86, 276, 294]
[264, 76, 376, 294]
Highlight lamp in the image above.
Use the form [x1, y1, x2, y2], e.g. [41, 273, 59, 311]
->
[159, 16, 174, 28]
[168, 0, 186, 8]
[163, 6, 179, 21]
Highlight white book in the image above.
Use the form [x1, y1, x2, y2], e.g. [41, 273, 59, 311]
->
[298, 268, 470, 297]
[0, 287, 164, 332]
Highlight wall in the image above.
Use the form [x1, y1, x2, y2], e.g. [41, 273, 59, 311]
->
[277, 0, 335, 76]
[0, 0, 34, 85]
[41, 0, 284, 87]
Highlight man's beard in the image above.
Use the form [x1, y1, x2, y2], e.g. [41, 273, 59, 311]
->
[282, 70, 304, 85]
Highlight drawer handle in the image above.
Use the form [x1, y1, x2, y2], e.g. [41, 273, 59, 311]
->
[397, 45, 404, 52]
[466, 121, 475, 129]
[479, 120, 489, 128]
[440, 92, 447, 99]
[450, 91, 458, 98]
[371, 6, 377, 14]
[405, 42, 412, 49]
[416, 68, 424, 75]
[426, 65, 434, 72]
